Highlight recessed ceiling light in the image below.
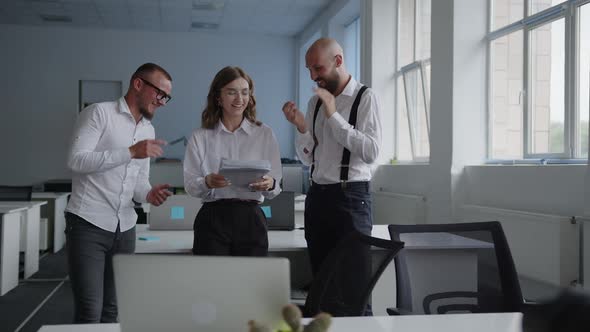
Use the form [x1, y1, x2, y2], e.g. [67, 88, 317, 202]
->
[191, 21, 219, 29]
[192, 0, 225, 11]
[40, 14, 72, 23]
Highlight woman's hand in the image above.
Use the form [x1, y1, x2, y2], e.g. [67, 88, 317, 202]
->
[205, 173, 230, 189]
[248, 175, 275, 192]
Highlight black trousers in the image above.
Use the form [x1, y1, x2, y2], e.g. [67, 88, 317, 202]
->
[65, 213, 135, 323]
[192, 200, 268, 256]
[304, 181, 373, 316]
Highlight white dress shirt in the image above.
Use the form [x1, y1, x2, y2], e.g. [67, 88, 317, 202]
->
[65, 97, 153, 232]
[184, 119, 282, 202]
[295, 77, 382, 184]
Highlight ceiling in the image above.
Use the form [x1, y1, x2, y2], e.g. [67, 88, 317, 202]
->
[0, 0, 333, 37]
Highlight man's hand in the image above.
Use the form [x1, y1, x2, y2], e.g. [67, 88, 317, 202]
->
[249, 175, 275, 192]
[205, 173, 230, 189]
[146, 184, 172, 206]
[282, 101, 306, 133]
[314, 87, 336, 118]
[129, 139, 167, 159]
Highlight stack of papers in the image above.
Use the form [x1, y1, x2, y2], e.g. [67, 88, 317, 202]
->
[219, 158, 271, 191]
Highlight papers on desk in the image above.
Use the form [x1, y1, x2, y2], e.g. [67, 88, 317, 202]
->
[218, 158, 271, 192]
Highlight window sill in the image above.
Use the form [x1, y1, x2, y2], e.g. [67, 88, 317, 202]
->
[486, 159, 587, 165]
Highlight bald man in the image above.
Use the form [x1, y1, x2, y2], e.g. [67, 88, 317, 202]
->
[282, 38, 382, 315]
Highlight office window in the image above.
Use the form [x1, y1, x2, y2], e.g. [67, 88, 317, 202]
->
[490, 31, 524, 159]
[488, 0, 588, 161]
[530, 18, 565, 154]
[395, 0, 431, 162]
[344, 17, 361, 80]
[579, 3, 590, 158]
[491, 0, 524, 31]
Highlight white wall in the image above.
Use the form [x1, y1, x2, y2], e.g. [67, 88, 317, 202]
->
[0, 24, 295, 185]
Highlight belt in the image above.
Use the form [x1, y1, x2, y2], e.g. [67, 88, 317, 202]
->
[203, 199, 260, 206]
[311, 181, 370, 190]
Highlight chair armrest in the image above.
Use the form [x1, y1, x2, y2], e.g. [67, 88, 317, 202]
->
[386, 307, 414, 315]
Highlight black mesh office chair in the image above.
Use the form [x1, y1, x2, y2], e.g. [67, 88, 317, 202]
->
[0, 185, 33, 201]
[303, 230, 404, 317]
[387, 221, 523, 315]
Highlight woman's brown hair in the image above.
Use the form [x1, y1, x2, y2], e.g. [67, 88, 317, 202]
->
[201, 66, 261, 129]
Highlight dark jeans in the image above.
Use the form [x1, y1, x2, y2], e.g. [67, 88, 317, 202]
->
[304, 181, 373, 316]
[65, 213, 135, 323]
[192, 200, 268, 256]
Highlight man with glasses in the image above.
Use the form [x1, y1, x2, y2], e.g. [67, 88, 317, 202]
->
[65, 63, 173, 323]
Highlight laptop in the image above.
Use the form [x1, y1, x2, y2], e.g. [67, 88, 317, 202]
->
[260, 191, 295, 230]
[148, 194, 201, 230]
[114, 254, 291, 332]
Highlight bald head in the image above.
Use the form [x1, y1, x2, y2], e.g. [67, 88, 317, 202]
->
[305, 38, 349, 96]
[306, 38, 344, 60]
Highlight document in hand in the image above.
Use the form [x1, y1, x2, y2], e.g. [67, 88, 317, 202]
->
[218, 158, 271, 192]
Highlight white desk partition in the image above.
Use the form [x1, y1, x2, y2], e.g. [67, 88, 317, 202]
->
[0, 206, 27, 296]
[31, 192, 70, 253]
[0, 201, 47, 279]
[36, 312, 524, 332]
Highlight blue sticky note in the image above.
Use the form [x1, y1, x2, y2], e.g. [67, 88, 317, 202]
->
[171, 206, 184, 220]
[138, 235, 160, 241]
[261, 206, 272, 218]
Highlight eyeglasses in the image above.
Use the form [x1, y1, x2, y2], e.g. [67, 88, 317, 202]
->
[138, 77, 172, 104]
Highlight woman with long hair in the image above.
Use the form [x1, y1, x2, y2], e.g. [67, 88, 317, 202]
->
[184, 66, 282, 256]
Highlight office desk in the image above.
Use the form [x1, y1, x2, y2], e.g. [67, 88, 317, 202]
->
[135, 224, 490, 315]
[0, 205, 27, 295]
[0, 201, 47, 279]
[31, 192, 69, 253]
[37, 312, 523, 332]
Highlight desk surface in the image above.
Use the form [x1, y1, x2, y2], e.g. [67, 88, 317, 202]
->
[135, 224, 490, 254]
[0, 201, 47, 208]
[37, 312, 523, 332]
[31, 192, 70, 199]
[0, 206, 28, 214]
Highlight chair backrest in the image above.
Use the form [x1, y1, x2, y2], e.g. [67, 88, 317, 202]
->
[304, 230, 404, 317]
[0, 185, 33, 201]
[388, 221, 523, 315]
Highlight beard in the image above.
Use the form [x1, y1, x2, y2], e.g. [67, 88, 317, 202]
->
[317, 71, 340, 95]
[139, 106, 154, 120]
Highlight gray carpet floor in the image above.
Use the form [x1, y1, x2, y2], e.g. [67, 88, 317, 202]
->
[0, 249, 73, 332]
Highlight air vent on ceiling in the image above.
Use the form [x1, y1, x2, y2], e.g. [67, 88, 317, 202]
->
[192, 1, 225, 11]
[191, 22, 219, 30]
[40, 14, 72, 23]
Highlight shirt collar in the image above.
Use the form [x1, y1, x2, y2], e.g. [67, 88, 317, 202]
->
[339, 76, 358, 98]
[118, 97, 150, 125]
[216, 118, 254, 135]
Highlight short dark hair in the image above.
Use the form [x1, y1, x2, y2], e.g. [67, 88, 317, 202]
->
[131, 63, 172, 81]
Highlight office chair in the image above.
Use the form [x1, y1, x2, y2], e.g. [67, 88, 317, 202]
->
[0, 185, 33, 201]
[303, 230, 404, 317]
[387, 221, 523, 315]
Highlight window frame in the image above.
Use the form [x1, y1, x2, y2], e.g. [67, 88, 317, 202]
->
[487, 0, 589, 162]
[394, 0, 432, 163]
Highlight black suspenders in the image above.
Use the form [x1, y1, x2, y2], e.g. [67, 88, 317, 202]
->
[310, 85, 368, 183]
